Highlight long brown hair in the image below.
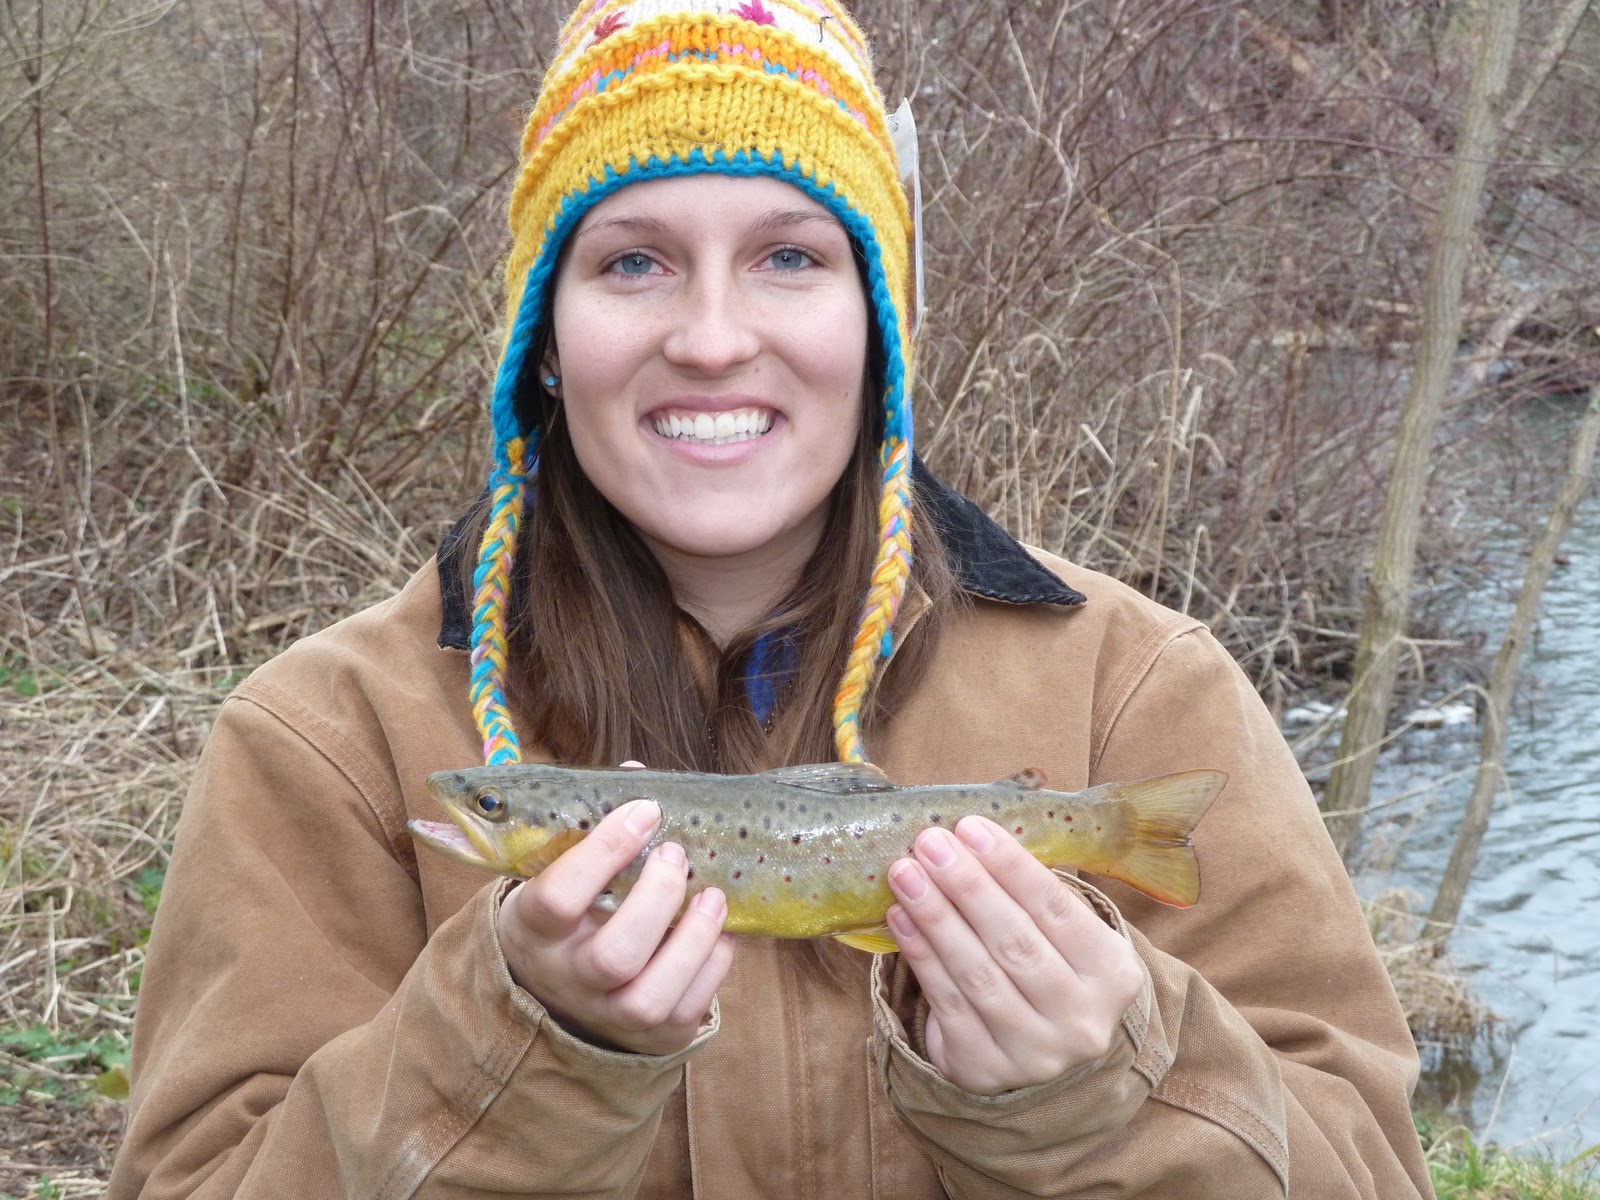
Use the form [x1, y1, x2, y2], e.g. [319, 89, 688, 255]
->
[460, 327, 959, 775]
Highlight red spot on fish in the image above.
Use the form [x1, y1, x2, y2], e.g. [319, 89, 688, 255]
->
[1047, 811, 1054, 819]
[784, 875, 792, 882]
[708, 850, 716, 858]
[866, 874, 877, 881]
[733, 870, 742, 879]
[1064, 814, 1072, 822]
[758, 854, 765, 863]
[823, 855, 831, 864]
[1015, 825, 1024, 834]
[811, 893, 819, 900]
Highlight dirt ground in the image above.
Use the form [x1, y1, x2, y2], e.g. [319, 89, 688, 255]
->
[0, 1092, 124, 1198]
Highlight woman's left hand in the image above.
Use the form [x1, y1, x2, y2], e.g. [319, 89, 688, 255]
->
[885, 815, 1147, 1095]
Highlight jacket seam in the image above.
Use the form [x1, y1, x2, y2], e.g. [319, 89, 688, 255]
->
[229, 681, 420, 883]
[1152, 1075, 1290, 1191]
[1088, 616, 1207, 777]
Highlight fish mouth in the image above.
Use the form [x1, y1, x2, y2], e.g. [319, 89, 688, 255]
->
[407, 818, 493, 869]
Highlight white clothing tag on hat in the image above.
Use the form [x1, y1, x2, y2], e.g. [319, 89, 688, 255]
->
[887, 98, 924, 335]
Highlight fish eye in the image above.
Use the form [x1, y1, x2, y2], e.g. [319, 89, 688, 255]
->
[474, 788, 509, 821]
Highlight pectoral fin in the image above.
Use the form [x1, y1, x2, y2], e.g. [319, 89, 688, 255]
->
[831, 926, 900, 954]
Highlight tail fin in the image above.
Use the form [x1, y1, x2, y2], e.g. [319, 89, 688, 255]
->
[1101, 770, 1226, 907]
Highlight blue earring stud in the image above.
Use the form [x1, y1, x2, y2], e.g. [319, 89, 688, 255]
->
[543, 374, 560, 389]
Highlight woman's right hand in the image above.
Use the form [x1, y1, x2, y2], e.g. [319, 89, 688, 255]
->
[496, 796, 735, 1056]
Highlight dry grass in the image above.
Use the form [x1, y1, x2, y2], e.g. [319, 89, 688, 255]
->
[2, 0, 1598, 1190]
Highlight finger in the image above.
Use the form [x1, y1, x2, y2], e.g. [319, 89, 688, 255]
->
[886, 901, 1010, 1082]
[887, 853, 1040, 1036]
[583, 841, 691, 988]
[522, 799, 660, 930]
[953, 815, 1132, 982]
[609, 887, 732, 1033]
[906, 827, 1070, 1015]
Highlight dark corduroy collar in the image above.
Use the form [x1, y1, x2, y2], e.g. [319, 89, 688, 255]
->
[435, 457, 1084, 651]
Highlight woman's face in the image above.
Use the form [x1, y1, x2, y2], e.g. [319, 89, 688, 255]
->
[548, 174, 869, 577]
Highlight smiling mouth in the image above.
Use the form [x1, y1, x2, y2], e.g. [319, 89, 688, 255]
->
[651, 407, 775, 446]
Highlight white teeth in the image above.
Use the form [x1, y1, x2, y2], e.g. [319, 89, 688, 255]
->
[653, 408, 776, 444]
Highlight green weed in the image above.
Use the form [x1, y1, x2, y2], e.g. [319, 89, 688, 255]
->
[1422, 1117, 1600, 1199]
[0, 1024, 130, 1107]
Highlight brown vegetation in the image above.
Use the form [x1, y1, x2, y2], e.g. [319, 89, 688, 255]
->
[2, 0, 1597, 1189]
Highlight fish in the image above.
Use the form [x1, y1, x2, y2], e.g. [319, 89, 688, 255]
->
[410, 762, 1225, 953]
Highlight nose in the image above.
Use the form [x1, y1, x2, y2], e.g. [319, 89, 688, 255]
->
[661, 271, 761, 375]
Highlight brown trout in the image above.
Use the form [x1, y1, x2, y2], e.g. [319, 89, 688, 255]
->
[411, 762, 1224, 953]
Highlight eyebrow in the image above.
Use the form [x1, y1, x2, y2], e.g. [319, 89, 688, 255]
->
[572, 206, 844, 242]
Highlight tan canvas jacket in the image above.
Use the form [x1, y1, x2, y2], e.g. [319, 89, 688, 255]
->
[110, 478, 1433, 1199]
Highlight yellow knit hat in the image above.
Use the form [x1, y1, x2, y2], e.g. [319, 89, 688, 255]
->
[471, 0, 916, 767]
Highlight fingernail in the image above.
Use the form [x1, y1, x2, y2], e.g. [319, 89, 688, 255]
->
[920, 827, 957, 867]
[694, 888, 726, 920]
[886, 905, 919, 942]
[623, 799, 661, 836]
[889, 859, 927, 901]
[657, 841, 685, 867]
[956, 816, 995, 853]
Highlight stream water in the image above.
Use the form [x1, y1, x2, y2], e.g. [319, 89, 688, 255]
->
[1343, 452, 1600, 1154]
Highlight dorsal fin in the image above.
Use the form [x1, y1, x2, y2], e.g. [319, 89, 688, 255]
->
[757, 762, 897, 794]
[1005, 767, 1049, 790]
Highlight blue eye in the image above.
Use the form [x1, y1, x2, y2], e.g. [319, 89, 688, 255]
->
[768, 247, 812, 270]
[613, 253, 655, 276]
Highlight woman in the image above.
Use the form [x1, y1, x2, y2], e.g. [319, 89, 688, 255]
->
[110, 1, 1433, 1196]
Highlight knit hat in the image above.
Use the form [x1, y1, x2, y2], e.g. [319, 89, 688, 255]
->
[470, 0, 916, 767]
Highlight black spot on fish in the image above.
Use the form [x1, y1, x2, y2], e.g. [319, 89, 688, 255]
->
[776, 800, 786, 813]
[743, 798, 753, 809]
[713, 812, 723, 823]
[549, 811, 558, 822]
[577, 818, 591, 831]
[823, 811, 833, 821]
[599, 800, 613, 814]
[991, 801, 1000, 811]
[686, 868, 695, 880]
[690, 815, 701, 826]
[929, 814, 942, 824]
[739, 827, 749, 838]
[758, 854, 766, 863]
[763, 817, 771, 829]
[891, 812, 901, 823]
[791, 834, 802, 845]
[797, 803, 807, 814]
[853, 826, 864, 838]
[528, 781, 542, 791]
